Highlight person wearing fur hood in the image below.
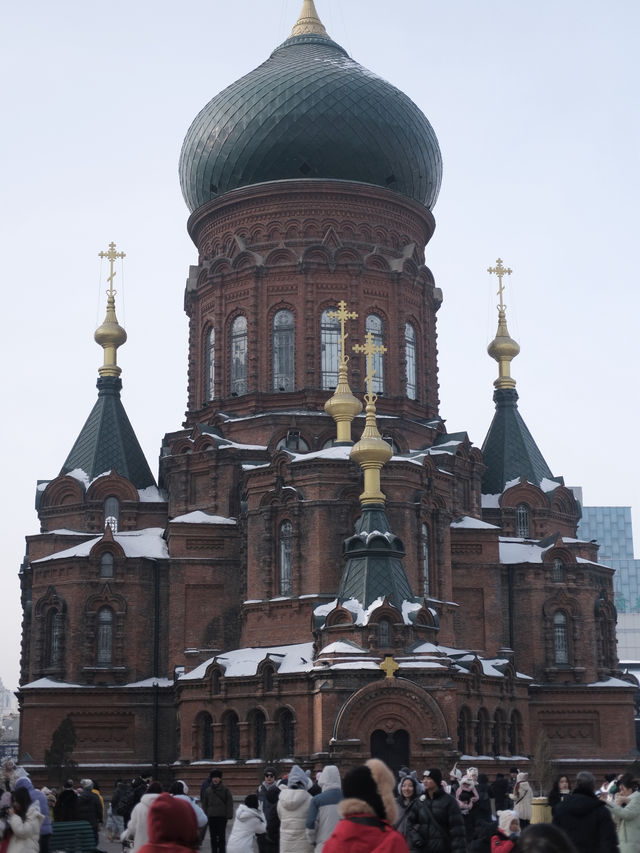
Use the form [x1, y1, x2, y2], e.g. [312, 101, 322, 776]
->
[509, 772, 532, 827]
[323, 758, 409, 852]
[491, 810, 520, 853]
[277, 764, 313, 853]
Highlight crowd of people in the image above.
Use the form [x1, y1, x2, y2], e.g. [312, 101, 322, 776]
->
[1, 756, 640, 853]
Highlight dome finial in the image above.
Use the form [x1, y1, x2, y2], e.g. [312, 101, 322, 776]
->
[290, 0, 328, 38]
[95, 241, 127, 377]
[350, 333, 392, 504]
[324, 301, 362, 444]
[487, 258, 520, 389]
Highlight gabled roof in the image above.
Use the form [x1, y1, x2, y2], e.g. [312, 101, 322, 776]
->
[481, 388, 556, 495]
[60, 376, 156, 489]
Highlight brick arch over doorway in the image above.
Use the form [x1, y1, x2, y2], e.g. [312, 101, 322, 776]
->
[331, 678, 455, 768]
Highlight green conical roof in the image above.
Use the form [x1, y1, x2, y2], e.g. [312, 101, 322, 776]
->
[338, 504, 414, 610]
[481, 388, 558, 495]
[60, 376, 156, 489]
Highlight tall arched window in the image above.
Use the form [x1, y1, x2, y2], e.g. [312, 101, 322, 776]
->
[366, 314, 385, 394]
[97, 606, 113, 666]
[205, 327, 215, 401]
[196, 711, 214, 760]
[45, 609, 63, 669]
[552, 558, 565, 583]
[104, 497, 119, 533]
[249, 709, 266, 760]
[100, 552, 114, 578]
[278, 708, 295, 757]
[378, 618, 392, 648]
[230, 316, 248, 395]
[321, 308, 340, 390]
[224, 712, 240, 759]
[515, 503, 530, 538]
[405, 322, 416, 399]
[421, 523, 430, 596]
[279, 521, 293, 596]
[554, 611, 569, 664]
[273, 309, 295, 391]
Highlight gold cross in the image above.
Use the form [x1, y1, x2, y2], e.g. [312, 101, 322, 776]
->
[487, 257, 512, 310]
[380, 656, 399, 679]
[353, 332, 387, 400]
[98, 241, 126, 294]
[328, 300, 358, 364]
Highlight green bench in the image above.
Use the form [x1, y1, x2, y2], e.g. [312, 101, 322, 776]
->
[50, 820, 97, 853]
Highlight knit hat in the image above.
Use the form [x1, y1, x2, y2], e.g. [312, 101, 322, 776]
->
[176, 780, 189, 795]
[245, 794, 259, 809]
[423, 768, 443, 787]
[80, 779, 93, 790]
[341, 759, 397, 824]
[211, 770, 223, 779]
[263, 766, 277, 778]
[147, 793, 197, 847]
[498, 810, 519, 834]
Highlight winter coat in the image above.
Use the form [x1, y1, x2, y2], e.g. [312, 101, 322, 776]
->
[226, 804, 267, 853]
[393, 797, 419, 841]
[203, 781, 233, 820]
[305, 766, 343, 853]
[13, 779, 51, 837]
[324, 796, 409, 853]
[553, 790, 619, 853]
[277, 786, 313, 853]
[407, 788, 467, 853]
[76, 789, 103, 833]
[137, 793, 198, 853]
[258, 781, 280, 825]
[121, 792, 162, 852]
[490, 829, 516, 853]
[608, 789, 640, 853]
[509, 781, 532, 822]
[456, 783, 478, 815]
[53, 789, 78, 822]
[7, 803, 44, 853]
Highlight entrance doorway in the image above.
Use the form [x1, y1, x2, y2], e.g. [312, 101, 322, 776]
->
[370, 728, 410, 773]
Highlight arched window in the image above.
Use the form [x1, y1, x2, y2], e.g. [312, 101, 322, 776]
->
[100, 552, 114, 578]
[515, 503, 530, 538]
[508, 710, 523, 755]
[97, 606, 113, 666]
[378, 618, 392, 648]
[492, 709, 507, 756]
[279, 520, 293, 596]
[475, 707, 490, 755]
[554, 611, 569, 664]
[457, 706, 473, 755]
[249, 709, 266, 760]
[273, 309, 295, 391]
[205, 327, 215, 401]
[230, 316, 248, 395]
[366, 314, 385, 394]
[405, 322, 416, 400]
[421, 523, 430, 596]
[45, 609, 63, 669]
[278, 708, 295, 757]
[212, 669, 222, 695]
[196, 711, 213, 760]
[321, 308, 340, 390]
[104, 497, 119, 533]
[224, 712, 240, 759]
[263, 666, 275, 692]
[552, 558, 565, 583]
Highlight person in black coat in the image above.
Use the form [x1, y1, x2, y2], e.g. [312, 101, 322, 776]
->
[552, 770, 619, 853]
[76, 779, 103, 845]
[407, 768, 467, 853]
[53, 780, 79, 822]
[490, 773, 511, 812]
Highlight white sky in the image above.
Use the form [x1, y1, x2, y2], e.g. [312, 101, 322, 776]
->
[1, 1, 638, 692]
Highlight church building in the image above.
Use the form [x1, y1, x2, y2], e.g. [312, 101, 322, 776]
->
[17, 1, 636, 787]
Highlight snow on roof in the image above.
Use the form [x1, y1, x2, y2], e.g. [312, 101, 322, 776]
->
[217, 440, 267, 451]
[342, 597, 385, 626]
[318, 640, 366, 654]
[587, 677, 635, 688]
[138, 486, 165, 502]
[32, 528, 168, 562]
[171, 511, 237, 525]
[402, 600, 422, 622]
[42, 529, 92, 536]
[180, 643, 315, 680]
[481, 493, 501, 508]
[288, 445, 353, 463]
[21, 677, 173, 689]
[540, 478, 562, 493]
[450, 516, 500, 530]
[498, 539, 550, 564]
[314, 599, 338, 618]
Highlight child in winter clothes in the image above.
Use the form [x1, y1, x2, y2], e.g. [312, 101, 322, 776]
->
[227, 794, 266, 853]
[456, 776, 479, 842]
[491, 810, 520, 852]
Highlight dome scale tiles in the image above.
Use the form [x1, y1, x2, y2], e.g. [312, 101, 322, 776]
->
[179, 27, 442, 212]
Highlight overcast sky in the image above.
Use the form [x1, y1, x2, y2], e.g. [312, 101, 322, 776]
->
[1, 1, 638, 692]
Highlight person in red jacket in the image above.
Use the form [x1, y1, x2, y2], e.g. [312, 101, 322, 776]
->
[323, 758, 408, 853]
[491, 809, 520, 852]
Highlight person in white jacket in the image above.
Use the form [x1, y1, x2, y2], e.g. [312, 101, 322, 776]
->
[277, 765, 313, 853]
[5, 787, 44, 853]
[227, 794, 266, 853]
[120, 782, 163, 852]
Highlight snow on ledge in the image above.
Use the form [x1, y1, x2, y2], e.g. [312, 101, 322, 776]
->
[171, 511, 237, 525]
[450, 516, 499, 530]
